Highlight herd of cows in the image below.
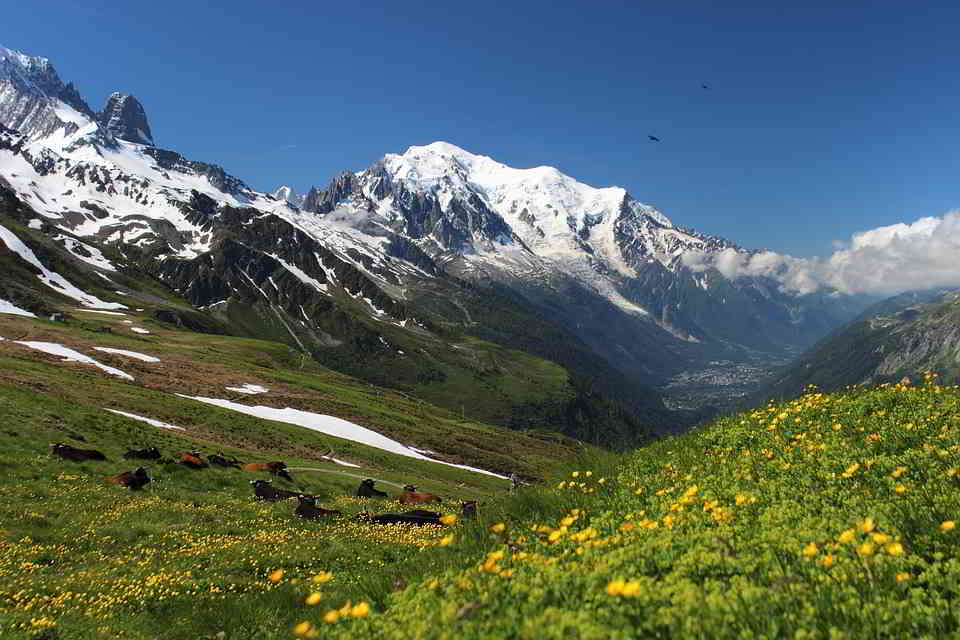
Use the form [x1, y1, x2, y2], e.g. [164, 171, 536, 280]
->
[50, 442, 479, 526]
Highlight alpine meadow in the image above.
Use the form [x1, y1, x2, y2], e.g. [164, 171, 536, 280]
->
[2, 4, 960, 639]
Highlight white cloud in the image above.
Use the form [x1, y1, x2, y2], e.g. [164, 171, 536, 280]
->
[682, 211, 960, 296]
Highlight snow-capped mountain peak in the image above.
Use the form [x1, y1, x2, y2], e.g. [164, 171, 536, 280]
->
[272, 185, 303, 207]
[0, 44, 97, 140]
[373, 140, 687, 277]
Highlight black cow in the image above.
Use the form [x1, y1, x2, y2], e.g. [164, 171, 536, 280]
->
[52, 442, 107, 462]
[106, 467, 150, 490]
[123, 447, 161, 460]
[356, 478, 388, 498]
[250, 479, 299, 502]
[362, 510, 444, 526]
[461, 500, 478, 519]
[207, 452, 242, 468]
[294, 494, 341, 520]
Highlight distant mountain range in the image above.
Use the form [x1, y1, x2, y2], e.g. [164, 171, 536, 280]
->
[755, 288, 960, 402]
[0, 43, 876, 441]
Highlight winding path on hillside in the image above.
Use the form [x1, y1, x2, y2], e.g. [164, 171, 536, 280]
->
[287, 467, 407, 488]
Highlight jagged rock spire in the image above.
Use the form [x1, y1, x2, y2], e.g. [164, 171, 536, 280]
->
[98, 92, 153, 145]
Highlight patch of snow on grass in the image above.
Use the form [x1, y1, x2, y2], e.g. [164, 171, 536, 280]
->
[75, 309, 126, 316]
[93, 347, 160, 363]
[0, 298, 36, 317]
[322, 456, 361, 468]
[176, 395, 508, 479]
[225, 384, 269, 394]
[131, 327, 150, 334]
[14, 341, 133, 380]
[104, 409, 185, 430]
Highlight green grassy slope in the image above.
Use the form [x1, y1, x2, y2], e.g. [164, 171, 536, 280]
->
[0, 312, 580, 482]
[4, 357, 959, 638]
[340, 377, 960, 639]
[0, 309, 590, 638]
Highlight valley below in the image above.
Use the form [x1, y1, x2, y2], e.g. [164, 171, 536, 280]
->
[657, 350, 798, 415]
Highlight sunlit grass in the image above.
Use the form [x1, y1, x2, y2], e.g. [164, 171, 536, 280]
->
[3, 374, 959, 638]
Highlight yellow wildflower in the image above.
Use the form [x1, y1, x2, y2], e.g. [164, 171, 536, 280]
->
[490, 523, 506, 533]
[439, 514, 458, 526]
[941, 521, 956, 532]
[860, 518, 876, 533]
[895, 485, 907, 495]
[439, 534, 455, 546]
[305, 592, 324, 606]
[842, 463, 860, 478]
[802, 543, 818, 558]
[892, 466, 907, 478]
[821, 554, 835, 567]
[293, 621, 314, 637]
[838, 529, 856, 544]
[312, 571, 333, 584]
[606, 579, 626, 596]
[267, 568, 284, 583]
[886, 542, 904, 556]
[872, 533, 891, 544]
[323, 610, 340, 624]
[857, 542, 875, 556]
[896, 572, 911, 582]
[351, 602, 371, 618]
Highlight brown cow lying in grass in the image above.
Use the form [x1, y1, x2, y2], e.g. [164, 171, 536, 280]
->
[52, 442, 107, 462]
[294, 494, 341, 520]
[178, 451, 209, 469]
[397, 484, 441, 504]
[106, 467, 150, 490]
[242, 461, 291, 481]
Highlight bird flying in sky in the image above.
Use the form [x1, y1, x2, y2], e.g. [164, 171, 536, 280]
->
[648, 135, 661, 142]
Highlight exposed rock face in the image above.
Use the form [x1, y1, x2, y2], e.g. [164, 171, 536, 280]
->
[0, 45, 96, 140]
[98, 93, 153, 145]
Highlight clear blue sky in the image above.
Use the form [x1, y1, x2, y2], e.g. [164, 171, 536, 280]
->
[4, 1, 959, 257]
